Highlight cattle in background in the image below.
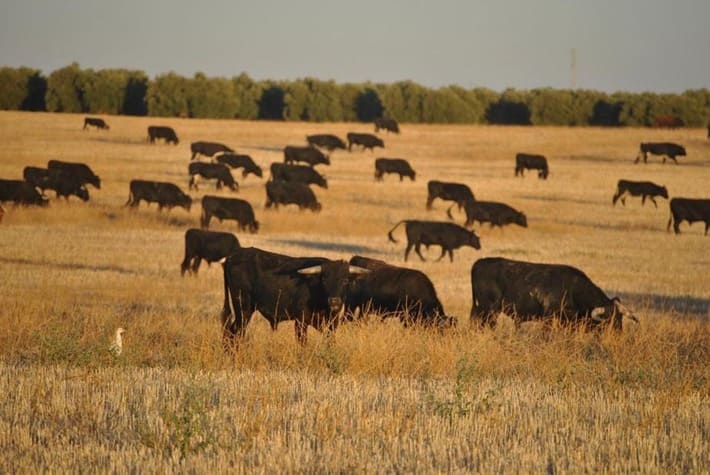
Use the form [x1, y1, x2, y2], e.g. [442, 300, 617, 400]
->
[181, 228, 240, 276]
[0, 179, 48, 207]
[83, 117, 109, 130]
[388, 220, 481, 262]
[48, 160, 101, 189]
[667, 198, 710, 235]
[201, 195, 259, 233]
[612, 180, 668, 207]
[653, 115, 684, 128]
[24, 167, 89, 201]
[306, 134, 347, 151]
[635, 142, 686, 164]
[22, 166, 50, 190]
[346, 255, 454, 328]
[470, 257, 638, 330]
[426, 180, 475, 213]
[125, 180, 191, 212]
[374, 158, 416, 182]
[347, 132, 384, 152]
[374, 118, 400, 134]
[515, 153, 549, 179]
[265, 180, 321, 212]
[283, 145, 330, 167]
[454, 200, 527, 229]
[270, 163, 327, 189]
[191, 141, 234, 160]
[188, 162, 238, 191]
[221, 247, 368, 346]
[215, 154, 263, 178]
[147, 125, 179, 144]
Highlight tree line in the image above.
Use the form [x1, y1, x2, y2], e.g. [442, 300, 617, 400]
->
[1, 63, 708, 126]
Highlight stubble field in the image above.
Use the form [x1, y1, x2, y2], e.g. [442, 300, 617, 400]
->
[0, 111, 708, 472]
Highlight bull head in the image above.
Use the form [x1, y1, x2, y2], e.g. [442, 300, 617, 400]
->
[591, 298, 638, 330]
[297, 263, 370, 314]
[517, 212, 528, 227]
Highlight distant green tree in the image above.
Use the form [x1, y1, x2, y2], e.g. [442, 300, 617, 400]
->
[422, 87, 476, 123]
[0, 67, 46, 111]
[304, 79, 343, 122]
[186, 73, 238, 118]
[283, 80, 310, 121]
[232, 73, 262, 119]
[486, 88, 531, 125]
[338, 83, 362, 122]
[45, 62, 86, 113]
[355, 87, 383, 122]
[147, 72, 189, 117]
[258, 83, 286, 120]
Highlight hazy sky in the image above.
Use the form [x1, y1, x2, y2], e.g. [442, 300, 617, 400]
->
[1, 1, 709, 93]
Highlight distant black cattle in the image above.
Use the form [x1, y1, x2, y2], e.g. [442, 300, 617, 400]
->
[0, 179, 48, 207]
[653, 115, 684, 128]
[347, 132, 384, 152]
[265, 180, 321, 212]
[667, 198, 710, 235]
[83, 117, 109, 130]
[270, 163, 327, 189]
[221, 247, 367, 346]
[346, 255, 454, 327]
[426, 180, 475, 213]
[125, 180, 191, 211]
[22, 167, 49, 190]
[23, 167, 89, 201]
[636, 142, 686, 164]
[47, 160, 101, 189]
[0, 204, 4, 223]
[306, 134, 347, 151]
[374, 158, 415, 182]
[191, 141, 234, 160]
[374, 118, 400, 134]
[201, 195, 259, 233]
[283, 145, 330, 167]
[215, 154, 263, 178]
[388, 220, 481, 262]
[188, 162, 238, 191]
[181, 228, 240, 276]
[147, 125, 179, 144]
[612, 180, 668, 207]
[455, 200, 527, 229]
[470, 257, 638, 330]
[515, 153, 549, 179]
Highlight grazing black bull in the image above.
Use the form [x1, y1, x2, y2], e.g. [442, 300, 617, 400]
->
[23, 167, 89, 201]
[125, 180, 192, 211]
[426, 180, 475, 213]
[283, 146, 330, 167]
[374, 118, 400, 134]
[265, 180, 321, 212]
[47, 160, 101, 189]
[347, 132, 384, 152]
[201, 195, 259, 233]
[515, 153, 549, 179]
[470, 257, 638, 330]
[0, 179, 48, 207]
[374, 158, 416, 181]
[181, 228, 240, 276]
[388, 220, 481, 262]
[346, 255, 454, 327]
[215, 154, 263, 178]
[636, 142, 686, 164]
[83, 117, 109, 130]
[188, 162, 238, 191]
[221, 247, 368, 346]
[667, 198, 710, 235]
[454, 200, 527, 229]
[147, 125, 179, 144]
[270, 163, 327, 189]
[612, 180, 668, 207]
[306, 134, 347, 151]
[191, 141, 234, 160]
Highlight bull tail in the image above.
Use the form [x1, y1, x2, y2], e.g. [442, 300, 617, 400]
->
[387, 220, 406, 243]
[446, 203, 456, 220]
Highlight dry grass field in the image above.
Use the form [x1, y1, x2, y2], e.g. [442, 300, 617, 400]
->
[0, 111, 708, 472]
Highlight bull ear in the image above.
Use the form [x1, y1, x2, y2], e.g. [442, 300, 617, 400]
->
[348, 265, 371, 274]
[590, 307, 606, 321]
[296, 265, 322, 275]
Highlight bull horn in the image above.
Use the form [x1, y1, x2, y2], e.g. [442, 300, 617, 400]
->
[296, 265, 322, 275]
[590, 307, 606, 322]
[348, 265, 371, 274]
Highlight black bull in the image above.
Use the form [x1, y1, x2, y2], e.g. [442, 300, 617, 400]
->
[221, 248, 369, 346]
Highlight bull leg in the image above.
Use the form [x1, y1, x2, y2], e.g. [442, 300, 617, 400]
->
[704, 222, 709, 235]
[191, 257, 201, 275]
[448, 248, 454, 262]
[612, 190, 622, 206]
[404, 242, 414, 262]
[649, 196, 658, 208]
[295, 320, 308, 345]
[669, 155, 678, 164]
[216, 180, 223, 190]
[435, 246, 447, 261]
[674, 219, 682, 234]
[426, 196, 434, 210]
[414, 243, 426, 261]
[641, 195, 647, 206]
[180, 255, 192, 276]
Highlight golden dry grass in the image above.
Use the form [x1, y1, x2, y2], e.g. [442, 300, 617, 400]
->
[0, 111, 708, 472]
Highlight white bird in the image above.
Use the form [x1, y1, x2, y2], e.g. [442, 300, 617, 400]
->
[109, 327, 126, 357]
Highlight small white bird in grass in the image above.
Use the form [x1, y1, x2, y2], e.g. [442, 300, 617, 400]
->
[109, 327, 126, 357]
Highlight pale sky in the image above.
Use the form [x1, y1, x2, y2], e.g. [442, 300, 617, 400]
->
[1, 0, 709, 93]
